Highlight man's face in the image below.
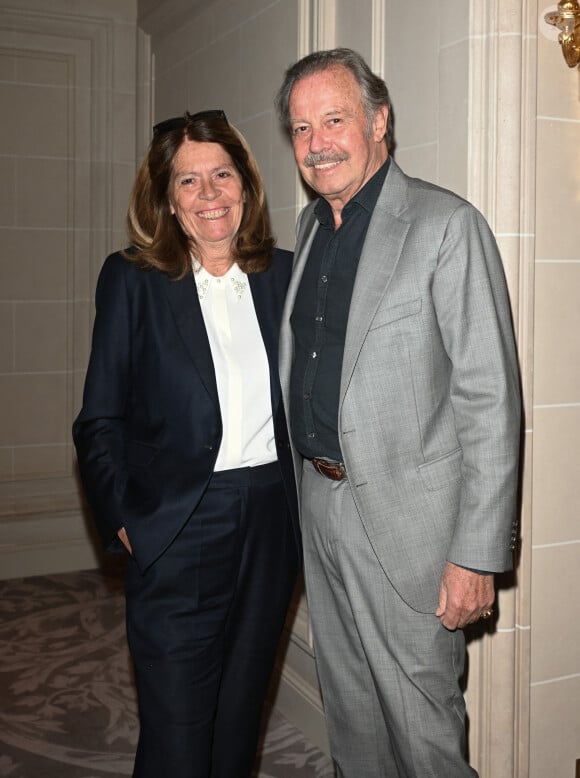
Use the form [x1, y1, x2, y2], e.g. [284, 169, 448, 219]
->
[288, 65, 388, 221]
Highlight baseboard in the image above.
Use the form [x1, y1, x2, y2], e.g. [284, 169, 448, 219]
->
[0, 510, 101, 580]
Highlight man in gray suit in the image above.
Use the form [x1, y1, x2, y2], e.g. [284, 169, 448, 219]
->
[275, 48, 521, 777]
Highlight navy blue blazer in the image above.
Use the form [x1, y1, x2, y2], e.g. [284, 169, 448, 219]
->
[73, 248, 300, 571]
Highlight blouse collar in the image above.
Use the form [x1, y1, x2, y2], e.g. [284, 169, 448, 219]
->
[192, 259, 248, 302]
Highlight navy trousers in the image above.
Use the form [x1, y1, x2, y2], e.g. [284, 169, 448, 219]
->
[125, 462, 299, 778]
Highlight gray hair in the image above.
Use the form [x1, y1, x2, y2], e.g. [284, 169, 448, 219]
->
[275, 48, 394, 151]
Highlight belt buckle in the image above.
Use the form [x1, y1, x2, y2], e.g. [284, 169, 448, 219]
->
[312, 458, 346, 481]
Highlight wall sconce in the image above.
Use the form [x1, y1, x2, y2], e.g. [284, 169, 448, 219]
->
[545, 0, 580, 69]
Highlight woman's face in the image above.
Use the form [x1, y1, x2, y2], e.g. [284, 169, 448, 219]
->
[169, 139, 245, 256]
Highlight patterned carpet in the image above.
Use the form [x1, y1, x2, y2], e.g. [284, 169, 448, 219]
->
[0, 567, 333, 778]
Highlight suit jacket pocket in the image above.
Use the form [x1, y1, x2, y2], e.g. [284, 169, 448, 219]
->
[369, 297, 422, 330]
[127, 440, 159, 467]
[417, 447, 463, 491]
[125, 441, 161, 513]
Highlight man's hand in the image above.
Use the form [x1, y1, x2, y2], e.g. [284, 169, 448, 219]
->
[435, 561, 494, 630]
[117, 527, 133, 555]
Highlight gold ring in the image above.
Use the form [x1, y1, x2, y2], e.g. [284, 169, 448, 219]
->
[480, 608, 494, 620]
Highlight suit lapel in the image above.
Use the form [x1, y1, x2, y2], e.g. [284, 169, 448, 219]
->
[279, 206, 318, 412]
[249, 270, 281, 414]
[280, 162, 412, 413]
[161, 271, 219, 407]
[340, 162, 410, 402]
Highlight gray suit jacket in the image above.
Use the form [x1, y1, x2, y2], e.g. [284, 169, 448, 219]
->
[279, 159, 521, 613]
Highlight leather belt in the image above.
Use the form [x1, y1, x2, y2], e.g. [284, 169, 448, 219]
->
[310, 458, 346, 481]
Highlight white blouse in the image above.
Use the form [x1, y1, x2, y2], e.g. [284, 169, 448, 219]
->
[195, 261, 277, 471]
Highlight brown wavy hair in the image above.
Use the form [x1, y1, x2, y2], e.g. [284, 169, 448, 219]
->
[124, 111, 275, 277]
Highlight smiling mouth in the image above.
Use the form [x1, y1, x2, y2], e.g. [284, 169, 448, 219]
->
[304, 151, 349, 170]
[313, 161, 341, 171]
[197, 207, 229, 220]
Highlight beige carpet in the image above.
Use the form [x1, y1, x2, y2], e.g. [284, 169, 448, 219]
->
[0, 567, 333, 778]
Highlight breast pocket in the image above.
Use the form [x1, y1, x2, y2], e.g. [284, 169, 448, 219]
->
[369, 297, 422, 331]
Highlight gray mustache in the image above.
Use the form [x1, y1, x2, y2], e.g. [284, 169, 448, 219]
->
[304, 151, 349, 167]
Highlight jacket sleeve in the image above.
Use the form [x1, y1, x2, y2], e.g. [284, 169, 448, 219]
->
[431, 203, 521, 571]
[72, 253, 132, 552]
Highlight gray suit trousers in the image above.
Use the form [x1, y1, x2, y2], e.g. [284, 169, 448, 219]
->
[301, 460, 478, 778]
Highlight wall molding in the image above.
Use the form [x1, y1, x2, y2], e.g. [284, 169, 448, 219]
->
[0, 5, 113, 497]
[466, 1, 536, 775]
[0, 3, 134, 577]
[0, 509, 101, 580]
[371, 0, 386, 77]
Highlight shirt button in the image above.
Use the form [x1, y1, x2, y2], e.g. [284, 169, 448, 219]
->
[315, 316, 323, 322]
[320, 275, 328, 283]
[307, 432, 316, 438]
[311, 351, 317, 358]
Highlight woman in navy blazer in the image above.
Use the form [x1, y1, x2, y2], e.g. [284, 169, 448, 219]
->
[73, 111, 300, 778]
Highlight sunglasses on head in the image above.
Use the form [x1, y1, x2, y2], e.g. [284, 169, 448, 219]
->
[153, 109, 228, 136]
